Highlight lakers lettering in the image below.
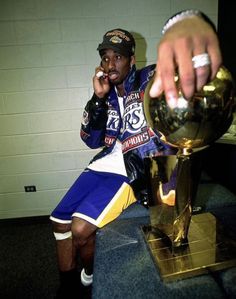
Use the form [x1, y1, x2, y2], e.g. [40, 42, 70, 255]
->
[107, 109, 120, 131]
[123, 103, 145, 133]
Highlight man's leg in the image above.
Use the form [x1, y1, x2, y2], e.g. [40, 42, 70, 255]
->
[52, 222, 75, 271]
[52, 218, 97, 272]
[52, 221, 77, 298]
[52, 219, 96, 298]
[71, 217, 97, 276]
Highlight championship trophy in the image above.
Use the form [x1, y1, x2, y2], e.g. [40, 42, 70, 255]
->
[142, 66, 236, 281]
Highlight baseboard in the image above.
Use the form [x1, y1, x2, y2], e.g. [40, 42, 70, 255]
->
[0, 214, 51, 226]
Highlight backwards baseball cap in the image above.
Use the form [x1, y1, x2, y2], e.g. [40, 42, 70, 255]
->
[97, 28, 135, 57]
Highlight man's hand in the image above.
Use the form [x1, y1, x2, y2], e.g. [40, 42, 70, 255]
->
[150, 16, 222, 108]
[93, 66, 110, 99]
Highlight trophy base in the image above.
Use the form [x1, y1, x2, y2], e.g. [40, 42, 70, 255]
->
[142, 212, 236, 282]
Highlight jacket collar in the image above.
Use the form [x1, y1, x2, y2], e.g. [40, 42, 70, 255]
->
[124, 64, 137, 94]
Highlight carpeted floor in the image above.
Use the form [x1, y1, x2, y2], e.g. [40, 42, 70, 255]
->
[0, 217, 58, 299]
[0, 216, 91, 299]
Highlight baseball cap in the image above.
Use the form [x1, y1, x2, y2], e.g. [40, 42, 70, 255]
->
[97, 28, 135, 57]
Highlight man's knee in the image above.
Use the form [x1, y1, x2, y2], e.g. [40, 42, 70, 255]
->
[51, 221, 72, 240]
[71, 218, 97, 246]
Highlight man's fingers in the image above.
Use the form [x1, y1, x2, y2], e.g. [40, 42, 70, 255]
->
[207, 40, 222, 80]
[149, 72, 163, 98]
[96, 71, 104, 78]
[156, 45, 179, 106]
[194, 65, 211, 91]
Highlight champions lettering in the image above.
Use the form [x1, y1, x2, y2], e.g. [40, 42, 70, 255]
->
[106, 30, 130, 42]
[122, 131, 150, 153]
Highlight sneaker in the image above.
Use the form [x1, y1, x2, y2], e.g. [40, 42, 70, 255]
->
[80, 268, 93, 286]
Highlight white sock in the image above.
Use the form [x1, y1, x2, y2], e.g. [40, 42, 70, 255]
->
[80, 268, 93, 286]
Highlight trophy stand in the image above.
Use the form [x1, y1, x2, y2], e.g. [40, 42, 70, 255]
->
[142, 67, 236, 282]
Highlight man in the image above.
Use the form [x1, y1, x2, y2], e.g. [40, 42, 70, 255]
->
[50, 9, 221, 298]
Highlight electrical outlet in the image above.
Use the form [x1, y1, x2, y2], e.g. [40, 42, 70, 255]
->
[24, 185, 37, 192]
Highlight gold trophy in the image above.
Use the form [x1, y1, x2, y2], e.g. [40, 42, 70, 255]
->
[142, 66, 236, 281]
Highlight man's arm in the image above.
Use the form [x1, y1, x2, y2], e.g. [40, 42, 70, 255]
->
[80, 93, 108, 149]
[80, 63, 111, 149]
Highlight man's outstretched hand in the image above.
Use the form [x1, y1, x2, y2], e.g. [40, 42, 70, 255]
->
[150, 16, 222, 108]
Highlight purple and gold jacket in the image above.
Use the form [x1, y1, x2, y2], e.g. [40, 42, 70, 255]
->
[80, 64, 176, 196]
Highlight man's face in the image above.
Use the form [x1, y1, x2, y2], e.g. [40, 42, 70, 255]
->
[100, 49, 132, 86]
